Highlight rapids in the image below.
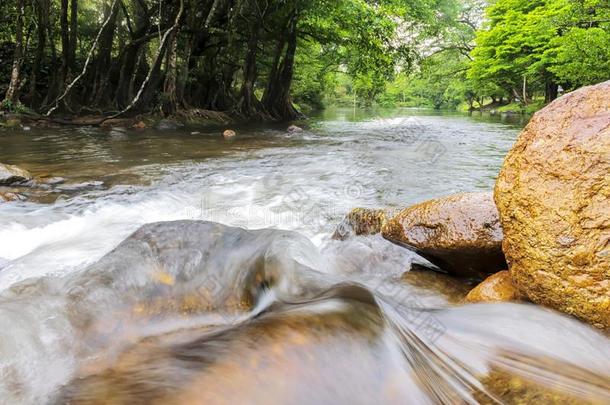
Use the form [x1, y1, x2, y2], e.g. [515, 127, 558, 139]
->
[0, 109, 608, 404]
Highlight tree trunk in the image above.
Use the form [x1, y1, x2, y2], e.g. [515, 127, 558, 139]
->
[236, 25, 266, 119]
[261, 29, 287, 108]
[115, 44, 143, 108]
[545, 79, 559, 103]
[263, 13, 301, 120]
[45, 0, 120, 116]
[28, 0, 49, 106]
[69, 0, 78, 71]
[114, 0, 151, 108]
[177, 34, 194, 106]
[522, 75, 528, 106]
[60, 0, 70, 83]
[92, 1, 119, 106]
[103, 0, 184, 120]
[162, 29, 179, 115]
[3, 0, 25, 106]
[43, 16, 59, 107]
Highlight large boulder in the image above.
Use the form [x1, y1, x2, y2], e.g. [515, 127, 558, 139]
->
[0, 163, 32, 186]
[381, 192, 506, 278]
[465, 270, 520, 303]
[495, 81, 610, 329]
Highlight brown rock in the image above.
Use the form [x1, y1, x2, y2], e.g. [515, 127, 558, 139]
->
[0, 190, 25, 202]
[132, 120, 147, 129]
[465, 271, 520, 303]
[99, 118, 133, 128]
[223, 129, 237, 138]
[381, 192, 506, 278]
[495, 81, 610, 329]
[0, 163, 32, 186]
[332, 208, 388, 240]
[402, 266, 475, 304]
[3, 117, 21, 128]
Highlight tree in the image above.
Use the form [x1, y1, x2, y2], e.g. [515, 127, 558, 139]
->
[469, 0, 610, 104]
[3, 0, 25, 107]
[0, 0, 480, 120]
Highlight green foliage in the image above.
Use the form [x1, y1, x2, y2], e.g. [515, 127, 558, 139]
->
[1, 0, 606, 117]
[0, 99, 30, 114]
[544, 27, 610, 88]
[294, 0, 462, 108]
[377, 0, 609, 113]
[469, 0, 610, 99]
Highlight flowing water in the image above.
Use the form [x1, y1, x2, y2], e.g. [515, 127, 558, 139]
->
[0, 108, 608, 404]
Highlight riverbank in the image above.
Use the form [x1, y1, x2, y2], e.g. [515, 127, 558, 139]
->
[0, 108, 238, 130]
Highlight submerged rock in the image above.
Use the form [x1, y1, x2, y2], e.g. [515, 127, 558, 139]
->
[223, 129, 237, 138]
[132, 120, 147, 129]
[402, 266, 475, 305]
[495, 80, 610, 329]
[2, 117, 21, 128]
[56, 180, 105, 192]
[465, 271, 520, 303]
[36, 176, 65, 186]
[156, 119, 182, 131]
[287, 125, 303, 133]
[382, 192, 506, 278]
[0, 189, 26, 202]
[4, 221, 610, 404]
[333, 208, 388, 240]
[0, 163, 32, 186]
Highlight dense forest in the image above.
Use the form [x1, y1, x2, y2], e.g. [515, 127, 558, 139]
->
[0, 0, 608, 121]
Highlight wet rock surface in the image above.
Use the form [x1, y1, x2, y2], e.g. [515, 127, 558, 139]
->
[465, 270, 520, 303]
[2, 221, 609, 404]
[155, 119, 183, 131]
[0, 188, 27, 202]
[287, 125, 303, 133]
[402, 267, 475, 304]
[223, 129, 237, 138]
[382, 192, 506, 278]
[495, 81, 610, 329]
[333, 208, 388, 240]
[0, 163, 32, 186]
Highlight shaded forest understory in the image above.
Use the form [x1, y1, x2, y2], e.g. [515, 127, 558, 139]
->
[1, 0, 316, 122]
[0, 0, 609, 123]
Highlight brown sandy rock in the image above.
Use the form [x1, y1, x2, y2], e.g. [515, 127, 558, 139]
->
[0, 163, 32, 186]
[223, 129, 237, 138]
[132, 120, 147, 129]
[332, 208, 388, 240]
[382, 192, 506, 278]
[465, 271, 520, 303]
[0, 189, 26, 202]
[495, 81, 610, 329]
[402, 265, 475, 304]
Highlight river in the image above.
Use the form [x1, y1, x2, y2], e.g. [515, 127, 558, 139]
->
[0, 108, 608, 404]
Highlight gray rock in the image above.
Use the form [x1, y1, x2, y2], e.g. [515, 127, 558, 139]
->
[287, 125, 304, 133]
[156, 119, 182, 131]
